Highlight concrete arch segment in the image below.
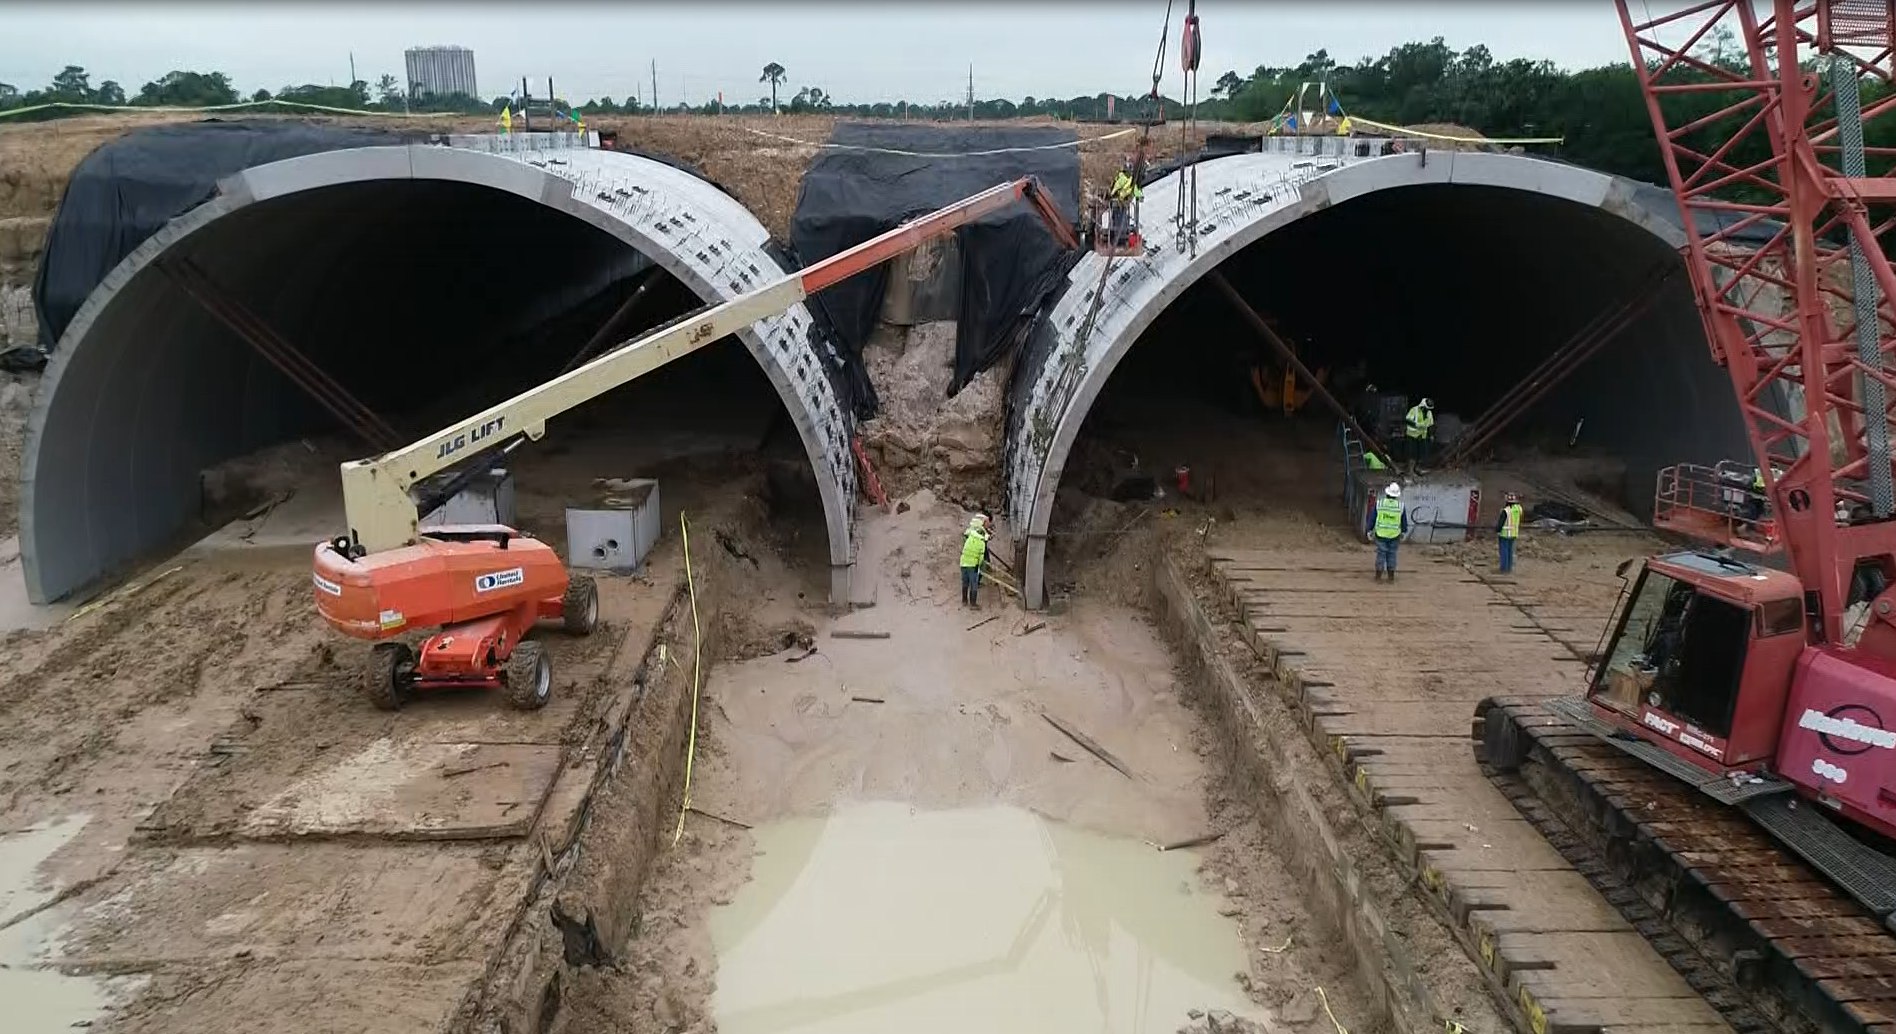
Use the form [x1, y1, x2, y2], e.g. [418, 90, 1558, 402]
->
[1008, 145, 1694, 608]
[23, 142, 857, 604]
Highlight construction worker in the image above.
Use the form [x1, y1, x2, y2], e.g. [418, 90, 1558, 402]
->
[1363, 448, 1388, 472]
[1370, 482, 1410, 582]
[1496, 492, 1524, 574]
[1404, 397, 1435, 473]
[959, 511, 992, 607]
[1741, 466, 1768, 533]
[1108, 157, 1142, 246]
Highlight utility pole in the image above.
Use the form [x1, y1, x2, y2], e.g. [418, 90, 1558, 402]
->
[651, 60, 658, 113]
[521, 76, 531, 132]
[548, 76, 556, 120]
[349, 52, 356, 87]
[967, 65, 974, 121]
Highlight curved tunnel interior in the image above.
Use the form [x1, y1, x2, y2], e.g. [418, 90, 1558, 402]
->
[1056, 183, 1747, 550]
[29, 178, 825, 602]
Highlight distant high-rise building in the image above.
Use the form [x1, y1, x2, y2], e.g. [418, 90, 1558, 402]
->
[404, 46, 478, 100]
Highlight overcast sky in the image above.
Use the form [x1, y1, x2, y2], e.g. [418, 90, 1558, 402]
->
[3, 3, 1633, 107]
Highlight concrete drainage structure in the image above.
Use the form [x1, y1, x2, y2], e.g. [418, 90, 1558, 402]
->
[22, 141, 858, 605]
[1007, 141, 1739, 609]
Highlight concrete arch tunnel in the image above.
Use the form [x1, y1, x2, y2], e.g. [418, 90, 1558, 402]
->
[23, 142, 859, 605]
[1007, 143, 1753, 607]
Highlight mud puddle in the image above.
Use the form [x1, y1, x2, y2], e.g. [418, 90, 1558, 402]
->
[1, 815, 134, 1033]
[709, 801, 1265, 1034]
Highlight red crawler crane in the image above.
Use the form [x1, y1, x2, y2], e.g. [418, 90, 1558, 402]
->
[1509, 0, 1896, 927]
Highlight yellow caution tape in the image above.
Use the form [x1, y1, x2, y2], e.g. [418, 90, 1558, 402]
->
[64, 564, 184, 623]
[1344, 115, 1563, 146]
[671, 512, 704, 847]
[1316, 986, 1350, 1034]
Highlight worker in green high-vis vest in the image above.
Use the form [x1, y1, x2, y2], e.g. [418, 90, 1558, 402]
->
[1370, 482, 1410, 582]
[1496, 492, 1524, 575]
[959, 511, 992, 607]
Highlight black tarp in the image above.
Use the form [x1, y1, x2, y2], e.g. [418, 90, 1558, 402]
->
[33, 119, 415, 351]
[789, 122, 1081, 415]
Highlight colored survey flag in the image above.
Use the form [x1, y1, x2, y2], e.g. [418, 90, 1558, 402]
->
[500, 106, 512, 132]
[1329, 96, 1342, 115]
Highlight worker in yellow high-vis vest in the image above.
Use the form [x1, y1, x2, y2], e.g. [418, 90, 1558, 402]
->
[1403, 397, 1435, 474]
[959, 511, 992, 607]
[1496, 492, 1524, 575]
[1370, 482, 1409, 582]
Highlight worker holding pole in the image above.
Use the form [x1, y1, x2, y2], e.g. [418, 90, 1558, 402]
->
[1404, 398, 1435, 474]
[1496, 492, 1524, 575]
[959, 511, 993, 608]
[1370, 482, 1410, 582]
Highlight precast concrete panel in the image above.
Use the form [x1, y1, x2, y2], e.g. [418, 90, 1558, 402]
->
[23, 140, 857, 604]
[1006, 143, 1705, 608]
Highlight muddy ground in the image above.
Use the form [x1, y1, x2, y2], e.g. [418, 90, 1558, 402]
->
[0, 379, 1666, 1034]
[557, 487, 1377, 1034]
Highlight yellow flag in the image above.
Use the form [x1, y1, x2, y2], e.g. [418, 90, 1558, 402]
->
[500, 106, 512, 133]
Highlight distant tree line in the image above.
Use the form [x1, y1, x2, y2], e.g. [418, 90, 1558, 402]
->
[2, 31, 1865, 193]
[0, 63, 501, 119]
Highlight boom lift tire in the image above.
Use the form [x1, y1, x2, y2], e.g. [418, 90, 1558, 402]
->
[562, 576, 600, 636]
[505, 640, 552, 711]
[363, 641, 414, 712]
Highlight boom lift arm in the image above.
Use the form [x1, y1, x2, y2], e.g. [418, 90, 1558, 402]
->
[336, 177, 1076, 556]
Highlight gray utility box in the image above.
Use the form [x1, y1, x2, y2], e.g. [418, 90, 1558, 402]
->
[1348, 469, 1481, 545]
[419, 467, 516, 528]
[567, 478, 661, 572]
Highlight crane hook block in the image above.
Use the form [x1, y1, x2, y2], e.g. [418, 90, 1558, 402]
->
[1181, 14, 1201, 73]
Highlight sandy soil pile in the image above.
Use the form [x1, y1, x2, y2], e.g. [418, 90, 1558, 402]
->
[0, 111, 1159, 241]
[855, 321, 1006, 508]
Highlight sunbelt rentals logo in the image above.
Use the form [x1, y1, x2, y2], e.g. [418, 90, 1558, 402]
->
[475, 567, 526, 594]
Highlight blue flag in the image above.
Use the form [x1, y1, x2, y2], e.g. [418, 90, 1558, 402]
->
[1328, 97, 1342, 115]
[1285, 115, 1298, 130]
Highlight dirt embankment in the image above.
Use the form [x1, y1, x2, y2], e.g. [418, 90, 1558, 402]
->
[856, 321, 1007, 510]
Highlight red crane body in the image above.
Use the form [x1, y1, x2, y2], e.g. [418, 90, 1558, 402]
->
[1597, 0, 1896, 848]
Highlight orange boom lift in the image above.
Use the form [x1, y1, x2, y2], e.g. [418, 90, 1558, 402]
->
[313, 177, 1076, 710]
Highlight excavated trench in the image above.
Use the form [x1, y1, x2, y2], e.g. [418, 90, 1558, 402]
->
[6, 146, 1753, 1034]
[1053, 182, 1744, 559]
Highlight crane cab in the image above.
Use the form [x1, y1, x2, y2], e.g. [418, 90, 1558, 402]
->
[1588, 551, 1808, 775]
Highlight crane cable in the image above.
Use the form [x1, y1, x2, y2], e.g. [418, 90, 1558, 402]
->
[1176, 0, 1203, 257]
[1136, 0, 1175, 185]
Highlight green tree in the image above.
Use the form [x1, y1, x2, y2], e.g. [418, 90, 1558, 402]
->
[374, 73, 401, 107]
[95, 80, 125, 105]
[49, 65, 92, 101]
[760, 62, 786, 113]
[135, 70, 238, 106]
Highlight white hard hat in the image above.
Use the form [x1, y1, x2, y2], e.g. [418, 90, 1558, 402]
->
[1420, 397, 1434, 409]
[1384, 482, 1402, 499]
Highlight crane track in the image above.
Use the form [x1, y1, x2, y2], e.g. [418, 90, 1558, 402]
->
[1478, 697, 1896, 1034]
